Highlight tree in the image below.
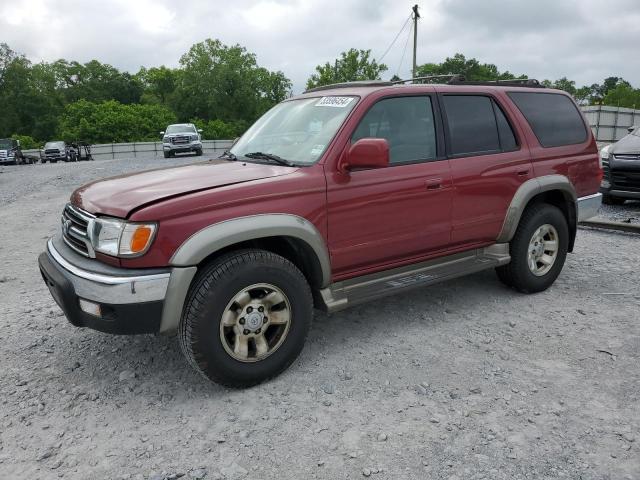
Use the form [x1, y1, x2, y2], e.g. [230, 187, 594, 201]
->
[602, 83, 640, 109]
[174, 39, 291, 124]
[306, 49, 387, 89]
[57, 100, 176, 143]
[416, 53, 523, 81]
[137, 66, 179, 105]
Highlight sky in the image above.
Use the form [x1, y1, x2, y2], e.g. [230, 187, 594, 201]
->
[1, 0, 639, 93]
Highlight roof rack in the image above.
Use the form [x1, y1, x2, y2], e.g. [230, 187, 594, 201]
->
[447, 77, 544, 88]
[391, 74, 464, 84]
[304, 80, 393, 93]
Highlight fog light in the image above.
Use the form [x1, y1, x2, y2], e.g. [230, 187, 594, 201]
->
[79, 298, 102, 317]
[601, 180, 610, 189]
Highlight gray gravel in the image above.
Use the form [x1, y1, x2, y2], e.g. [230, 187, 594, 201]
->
[598, 201, 640, 224]
[1, 158, 639, 479]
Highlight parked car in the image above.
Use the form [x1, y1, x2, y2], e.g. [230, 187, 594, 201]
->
[41, 141, 74, 163]
[39, 78, 602, 387]
[161, 123, 203, 158]
[0, 138, 24, 165]
[600, 126, 640, 204]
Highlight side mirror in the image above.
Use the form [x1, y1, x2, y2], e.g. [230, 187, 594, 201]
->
[341, 138, 390, 172]
[198, 129, 203, 133]
[159, 131, 165, 135]
[15, 140, 20, 147]
[628, 126, 637, 133]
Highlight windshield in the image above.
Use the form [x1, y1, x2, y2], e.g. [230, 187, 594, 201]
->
[0, 139, 12, 149]
[45, 141, 64, 149]
[230, 96, 358, 165]
[166, 124, 196, 134]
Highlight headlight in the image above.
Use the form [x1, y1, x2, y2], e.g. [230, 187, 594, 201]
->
[599, 144, 611, 169]
[163, 136, 171, 143]
[192, 134, 199, 141]
[92, 218, 157, 257]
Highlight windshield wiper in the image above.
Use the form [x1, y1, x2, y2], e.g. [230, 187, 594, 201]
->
[218, 150, 238, 161]
[244, 152, 296, 167]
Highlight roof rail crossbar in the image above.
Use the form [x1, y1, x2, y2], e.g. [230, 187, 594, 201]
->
[304, 80, 393, 93]
[391, 74, 465, 84]
[447, 77, 544, 88]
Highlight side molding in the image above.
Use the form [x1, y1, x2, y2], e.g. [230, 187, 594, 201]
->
[170, 214, 332, 287]
[497, 175, 577, 243]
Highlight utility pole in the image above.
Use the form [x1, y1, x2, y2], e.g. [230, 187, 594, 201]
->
[412, 4, 420, 80]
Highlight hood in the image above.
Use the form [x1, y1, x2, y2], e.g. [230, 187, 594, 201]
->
[72, 159, 296, 218]
[611, 133, 640, 155]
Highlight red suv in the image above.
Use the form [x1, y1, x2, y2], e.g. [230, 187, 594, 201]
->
[39, 79, 602, 387]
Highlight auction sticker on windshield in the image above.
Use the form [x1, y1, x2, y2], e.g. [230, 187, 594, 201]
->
[315, 96, 354, 107]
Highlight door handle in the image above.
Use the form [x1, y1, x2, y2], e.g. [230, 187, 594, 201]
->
[425, 178, 442, 190]
[517, 170, 530, 177]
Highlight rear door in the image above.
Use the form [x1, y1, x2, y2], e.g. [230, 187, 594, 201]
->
[326, 94, 453, 278]
[440, 93, 532, 245]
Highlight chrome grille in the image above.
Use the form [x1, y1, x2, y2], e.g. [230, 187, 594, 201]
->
[61, 204, 95, 257]
[613, 154, 640, 161]
[171, 136, 190, 144]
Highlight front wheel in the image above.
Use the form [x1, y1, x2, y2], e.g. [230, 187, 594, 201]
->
[195, 148, 203, 156]
[496, 203, 568, 293]
[179, 250, 313, 387]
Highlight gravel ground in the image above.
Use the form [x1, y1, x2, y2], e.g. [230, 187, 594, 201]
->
[598, 201, 640, 224]
[1, 158, 639, 480]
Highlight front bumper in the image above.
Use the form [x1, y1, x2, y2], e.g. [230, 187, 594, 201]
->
[577, 193, 602, 222]
[163, 141, 202, 152]
[38, 239, 170, 334]
[0, 157, 16, 165]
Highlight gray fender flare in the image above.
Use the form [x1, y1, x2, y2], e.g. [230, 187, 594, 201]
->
[159, 214, 331, 334]
[170, 214, 331, 286]
[497, 174, 577, 243]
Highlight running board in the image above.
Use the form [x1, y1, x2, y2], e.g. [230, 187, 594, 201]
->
[318, 244, 510, 313]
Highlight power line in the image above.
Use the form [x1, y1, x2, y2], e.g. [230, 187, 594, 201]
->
[377, 14, 412, 64]
[396, 19, 413, 77]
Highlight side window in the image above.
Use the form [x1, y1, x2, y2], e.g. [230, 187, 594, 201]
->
[352, 96, 437, 164]
[508, 92, 587, 147]
[493, 102, 518, 151]
[442, 95, 501, 155]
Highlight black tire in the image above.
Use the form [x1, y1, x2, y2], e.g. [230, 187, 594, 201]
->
[495, 203, 569, 293]
[163, 151, 170, 159]
[179, 249, 313, 387]
[41, 158, 46, 164]
[602, 194, 625, 206]
[195, 148, 203, 156]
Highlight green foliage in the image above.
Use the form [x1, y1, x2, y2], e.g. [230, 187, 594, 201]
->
[602, 83, 640, 109]
[0, 39, 289, 143]
[191, 118, 248, 140]
[57, 100, 176, 143]
[174, 39, 291, 124]
[416, 53, 524, 82]
[10, 134, 39, 149]
[306, 49, 387, 89]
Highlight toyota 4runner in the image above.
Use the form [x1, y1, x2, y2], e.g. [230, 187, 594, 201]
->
[39, 79, 602, 387]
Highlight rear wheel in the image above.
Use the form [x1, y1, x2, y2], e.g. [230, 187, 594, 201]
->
[602, 194, 625, 206]
[179, 249, 313, 387]
[496, 203, 568, 293]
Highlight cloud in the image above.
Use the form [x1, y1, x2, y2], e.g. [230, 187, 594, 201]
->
[1, 0, 638, 93]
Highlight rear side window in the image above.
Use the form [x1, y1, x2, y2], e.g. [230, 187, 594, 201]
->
[442, 96, 501, 156]
[352, 96, 437, 164]
[494, 104, 518, 151]
[508, 92, 587, 147]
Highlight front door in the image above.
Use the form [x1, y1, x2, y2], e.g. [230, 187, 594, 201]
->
[326, 95, 453, 279]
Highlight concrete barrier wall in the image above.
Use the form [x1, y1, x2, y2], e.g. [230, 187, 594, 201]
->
[22, 139, 234, 160]
[582, 106, 640, 143]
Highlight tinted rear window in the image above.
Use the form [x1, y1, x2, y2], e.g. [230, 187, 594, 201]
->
[508, 92, 587, 147]
[442, 95, 501, 155]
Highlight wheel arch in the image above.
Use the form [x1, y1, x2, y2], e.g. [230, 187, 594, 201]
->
[497, 175, 578, 252]
[160, 214, 330, 334]
[170, 214, 331, 288]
